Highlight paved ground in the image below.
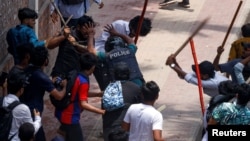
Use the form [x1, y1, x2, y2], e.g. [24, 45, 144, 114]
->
[42, 0, 250, 140]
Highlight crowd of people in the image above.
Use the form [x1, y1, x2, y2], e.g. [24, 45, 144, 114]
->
[0, 1, 165, 141]
[1, 0, 250, 141]
[165, 23, 250, 141]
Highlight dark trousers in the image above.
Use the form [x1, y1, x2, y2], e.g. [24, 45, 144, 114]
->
[35, 126, 46, 141]
[60, 123, 84, 141]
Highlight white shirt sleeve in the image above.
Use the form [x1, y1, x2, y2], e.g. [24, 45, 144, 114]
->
[123, 106, 132, 123]
[152, 111, 163, 130]
[184, 72, 221, 89]
[14, 104, 42, 134]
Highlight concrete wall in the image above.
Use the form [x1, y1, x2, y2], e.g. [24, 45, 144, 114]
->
[0, 0, 60, 95]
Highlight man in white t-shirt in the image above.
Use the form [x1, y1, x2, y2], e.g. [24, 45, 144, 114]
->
[122, 81, 164, 141]
[94, 15, 152, 52]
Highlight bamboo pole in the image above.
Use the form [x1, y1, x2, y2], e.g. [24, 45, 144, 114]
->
[221, 0, 243, 48]
[134, 0, 148, 44]
[174, 18, 209, 57]
[190, 39, 205, 115]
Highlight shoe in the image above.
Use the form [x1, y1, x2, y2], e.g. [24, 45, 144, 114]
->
[178, 2, 190, 8]
[159, 0, 175, 6]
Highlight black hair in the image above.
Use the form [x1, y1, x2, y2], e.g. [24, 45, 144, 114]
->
[192, 61, 215, 78]
[108, 126, 128, 141]
[79, 52, 98, 71]
[237, 83, 250, 106]
[114, 62, 130, 80]
[16, 43, 33, 63]
[129, 15, 152, 36]
[218, 80, 239, 97]
[105, 36, 125, 52]
[206, 94, 233, 121]
[30, 47, 49, 67]
[77, 15, 95, 27]
[18, 7, 38, 22]
[18, 122, 35, 141]
[141, 81, 160, 101]
[241, 23, 250, 37]
[7, 71, 26, 95]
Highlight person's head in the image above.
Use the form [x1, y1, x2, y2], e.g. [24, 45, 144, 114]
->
[241, 42, 250, 58]
[108, 127, 128, 141]
[18, 7, 38, 28]
[208, 94, 233, 112]
[77, 15, 95, 38]
[241, 23, 250, 37]
[141, 81, 160, 102]
[105, 36, 125, 52]
[206, 94, 233, 122]
[128, 15, 152, 38]
[79, 52, 98, 75]
[30, 47, 49, 67]
[7, 71, 26, 95]
[114, 62, 130, 80]
[192, 61, 215, 80]
[218, 80, 239, 97]
[18, 122, 35, 141]
[16, 43, 33, 65]
[236, 83, 250, 106]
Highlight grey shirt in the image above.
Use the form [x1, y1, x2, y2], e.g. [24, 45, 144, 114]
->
[184, 72, 228, 97]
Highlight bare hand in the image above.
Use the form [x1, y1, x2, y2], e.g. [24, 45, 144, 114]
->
[104, 24, 118, 36]
[67, 35, 77, 45]
[83, 22, 96, 36]
[33, 109, 40, 117]
[50, 10, 59, 24]
[217, 46, 224, 55]
[63, 27, 71, 38]
[98, 2, 104, 9]
[61, 79, 67, 87]
[166, 54, 176, 65]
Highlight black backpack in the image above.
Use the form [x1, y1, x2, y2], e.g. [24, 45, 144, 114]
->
[0, 97, 21, 141]
[50, 69, 78, 110]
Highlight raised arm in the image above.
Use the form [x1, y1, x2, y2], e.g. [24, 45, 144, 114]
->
[166, 54, 187, 79]
[213, 46, 224, 71]
[104, 24, 134, 45]
[46, 27, 71, 49]
[80, 22, 97, 55]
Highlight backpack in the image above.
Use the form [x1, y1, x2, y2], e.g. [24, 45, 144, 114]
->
[50, 69, 78, 110]
[102, 81, 125, 111]
[61, 0, 85, 5]
[0, 97, 21, 141]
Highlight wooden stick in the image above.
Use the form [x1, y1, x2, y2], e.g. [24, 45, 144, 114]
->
[60, 15, 73, 31]
[221, 0, 243, 48]
[51, 1, 87, 50]
[50, 0, 67, 26]
[134, 0, 148, 44]
[173, 17, 210, 57]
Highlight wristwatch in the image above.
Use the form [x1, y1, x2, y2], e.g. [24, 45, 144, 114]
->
[170, 63, 176, 68]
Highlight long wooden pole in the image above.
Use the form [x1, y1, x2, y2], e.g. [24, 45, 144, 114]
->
[174, 18, 209, 57]
[221, 0, 243, 48]
[134, 0, 148, 45]
[190, 39, 205, 115]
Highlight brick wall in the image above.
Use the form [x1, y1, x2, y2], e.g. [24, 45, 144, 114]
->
[0, 0, 60, 95]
